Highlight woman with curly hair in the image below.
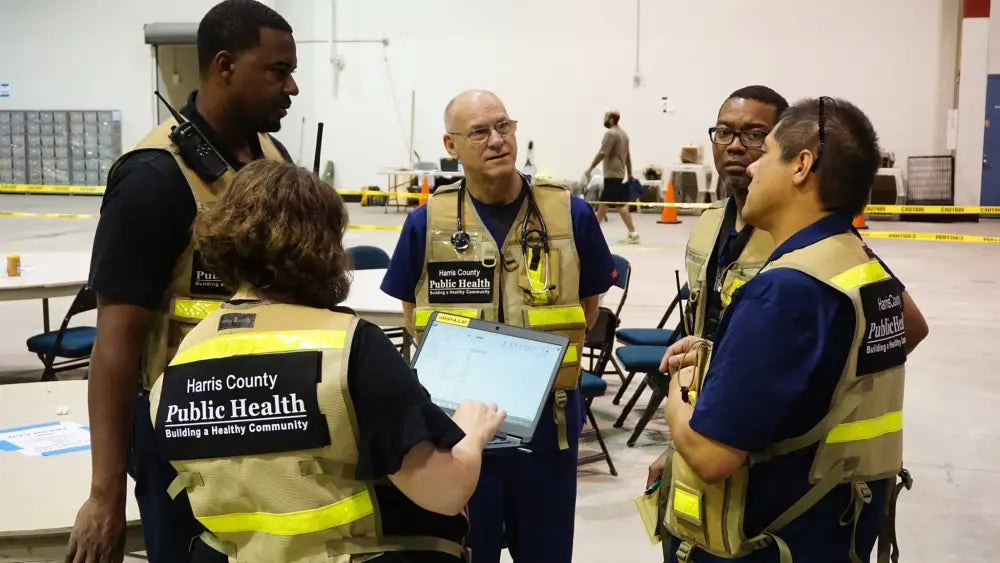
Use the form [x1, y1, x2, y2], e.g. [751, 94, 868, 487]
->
[150, 160, 504, 563]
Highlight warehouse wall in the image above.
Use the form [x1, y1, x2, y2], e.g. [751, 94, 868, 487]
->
[277, 0, 962, 191]
[0, 0, 962, 193]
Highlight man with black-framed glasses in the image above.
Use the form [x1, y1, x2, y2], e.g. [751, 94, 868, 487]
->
[647, 87, 929, 561]
[654, 96, 916, 563]
[381, 89, 617, 563]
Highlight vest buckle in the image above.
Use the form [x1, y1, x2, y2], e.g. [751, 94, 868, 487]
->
[676, 541, 694, 562]
[899, 468, 913, 490]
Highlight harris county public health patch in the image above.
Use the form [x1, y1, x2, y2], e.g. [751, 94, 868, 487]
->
[426, 261, 494, 303]
[856, 280, 907, 376]
[155, 351, 330, 460]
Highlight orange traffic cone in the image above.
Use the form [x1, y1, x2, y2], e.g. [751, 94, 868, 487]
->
[657, 179, 681, 224]
[852, 213, 868, 230]
[418, 176, 430, 207]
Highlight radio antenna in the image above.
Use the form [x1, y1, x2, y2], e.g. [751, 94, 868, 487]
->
[153, 90, 188, 124]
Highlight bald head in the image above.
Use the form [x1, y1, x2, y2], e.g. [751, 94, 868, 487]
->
[444, 89, 505, 133]
[442, 89, 518, 183]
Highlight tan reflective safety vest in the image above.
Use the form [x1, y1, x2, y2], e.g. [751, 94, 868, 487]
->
[684, 198, 773, 339]
[107, 118, 286, 389]
[413, 179, 586, 450]
[664, 232, 908, 563]
[149, 290, 469, 562]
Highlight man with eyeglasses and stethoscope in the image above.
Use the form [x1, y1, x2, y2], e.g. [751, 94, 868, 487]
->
[382, 89, 616, 563]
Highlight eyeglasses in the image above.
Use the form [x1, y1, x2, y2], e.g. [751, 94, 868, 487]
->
[708, 127, 768, 148]
[812, 96, 828, 172]
[449, 119, 518, 145]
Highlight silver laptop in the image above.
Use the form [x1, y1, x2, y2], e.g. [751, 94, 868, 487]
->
[411, 312, 569, 449]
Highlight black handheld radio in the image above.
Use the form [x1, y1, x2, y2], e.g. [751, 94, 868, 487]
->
[153, 91, 229, 183]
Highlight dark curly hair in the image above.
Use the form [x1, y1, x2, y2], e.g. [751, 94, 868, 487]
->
[193, 160, 351, 310]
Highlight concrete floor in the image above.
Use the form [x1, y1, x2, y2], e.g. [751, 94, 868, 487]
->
[1, 194, 999, 562]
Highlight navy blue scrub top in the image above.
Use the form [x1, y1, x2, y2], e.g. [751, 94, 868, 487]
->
[381, 181, 617, 452]
[669, 213, 901, 562]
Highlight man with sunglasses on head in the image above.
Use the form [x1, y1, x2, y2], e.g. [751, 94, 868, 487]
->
[657, 96, 914, 562]
[381, 89, 616, 563]
[647, 87, 928, 560]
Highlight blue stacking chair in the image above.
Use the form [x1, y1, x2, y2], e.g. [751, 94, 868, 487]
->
[347, 245, 391, 271]
[26, 285, 97, 381]
[347, 246, 408, 353]
[582, 254, 631, 380]
[611, 282, 689, 405]
[577, 301, 619, 476]
[611, 281, 691, 447]
[615, 283, 689, 348]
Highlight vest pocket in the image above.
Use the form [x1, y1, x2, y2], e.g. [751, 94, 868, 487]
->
[517, 247, 561, 305]
[522, 305, 586, 389]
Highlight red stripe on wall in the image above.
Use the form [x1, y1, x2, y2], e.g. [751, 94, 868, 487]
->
[964, 0, 990, 18]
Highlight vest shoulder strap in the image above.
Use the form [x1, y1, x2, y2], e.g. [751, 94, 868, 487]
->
[737, 227, 775, 264]
[763, 232, 871, 284]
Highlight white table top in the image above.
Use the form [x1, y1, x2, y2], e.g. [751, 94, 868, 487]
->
[0, 252, 89, 302]
[345, 269, 405, 327]
[0, 381, 143, 558]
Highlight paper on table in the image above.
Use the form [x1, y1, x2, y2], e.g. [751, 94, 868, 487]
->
[0, 420, 91, 456]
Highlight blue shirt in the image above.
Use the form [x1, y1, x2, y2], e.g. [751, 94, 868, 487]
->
[381, 189, 617, 301]
[669, 213, 892, 562]
[381, 186, 616, 452]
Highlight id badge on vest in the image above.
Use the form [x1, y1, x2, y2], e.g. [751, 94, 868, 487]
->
[155, 351, 330, 460]
[426, 229, 495, 304]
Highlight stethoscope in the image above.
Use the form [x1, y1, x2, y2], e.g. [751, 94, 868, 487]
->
[450, 174, 551, 294]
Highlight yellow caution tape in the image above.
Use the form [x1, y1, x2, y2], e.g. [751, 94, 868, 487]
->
[3, 181, 998, 215]
[0, 183, 105, 195]
[345, 224, 403, 231]
[0, 211, 98, 219]
[860, 231, 1000, 244]
[864, 204, 1000, 215]
[2, 210, 996, 243]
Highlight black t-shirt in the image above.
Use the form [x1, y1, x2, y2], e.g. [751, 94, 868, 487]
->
[87, 90, 292, 308]
[191, 319, 468, 563]
[91, 91, 466, 560]
[348, 319, 468, 562]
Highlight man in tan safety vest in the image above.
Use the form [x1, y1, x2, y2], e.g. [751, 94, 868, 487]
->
[648, 85, 928, 497]
[659, 97, 913, 563]
[381, 90, 618, 562]
[68, 1, 297, 561]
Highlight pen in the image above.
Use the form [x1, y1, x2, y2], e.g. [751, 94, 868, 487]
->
[645, 478, 662, 495]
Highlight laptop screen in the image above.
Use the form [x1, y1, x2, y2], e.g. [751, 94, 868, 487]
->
[413, 320, 564, 432]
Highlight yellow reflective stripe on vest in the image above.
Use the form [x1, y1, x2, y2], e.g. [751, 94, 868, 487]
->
[197, 490, 373, 536]
[720, 277, 746, 307]
[170, 330, 347, 366]
[673, 487, 702, 522]
[173, 298, 222, 320]
[825, 411, 902, 444]
[414, 308, 480, 329]
[525, 305, 586, 327]
[829, 260, 891, 290]
[562, 345, 578, 365]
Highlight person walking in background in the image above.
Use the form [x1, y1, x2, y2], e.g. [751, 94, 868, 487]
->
[585, 110, 640, 243]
